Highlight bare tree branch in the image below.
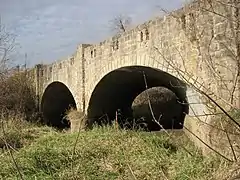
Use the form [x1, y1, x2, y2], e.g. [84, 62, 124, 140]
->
[0, 17, 16, 77]
[109, 14, 132, 34]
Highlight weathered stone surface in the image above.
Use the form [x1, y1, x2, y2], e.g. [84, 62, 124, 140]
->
[132, 87, 184, 131]
[132, 87, 176, 106]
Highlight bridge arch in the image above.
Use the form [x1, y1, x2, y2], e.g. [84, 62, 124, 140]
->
[87, 65, 189, 131]
[41, 81, 77, 129]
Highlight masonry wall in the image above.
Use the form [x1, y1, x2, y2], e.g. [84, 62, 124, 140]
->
[35, 0, 239, 113]
[80, 0, 239, 151]
[82, 0, 239, 111]
[34, 44, 91, 112]
[34, 0, 239, 153]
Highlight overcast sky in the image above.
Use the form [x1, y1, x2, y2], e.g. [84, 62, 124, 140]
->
[0, 0, 186, 67]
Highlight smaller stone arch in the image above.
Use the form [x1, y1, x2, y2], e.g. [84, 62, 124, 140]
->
[41, 81, 77, 129]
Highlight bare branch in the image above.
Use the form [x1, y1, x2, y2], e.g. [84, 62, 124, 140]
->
[183, 124, 233, 162]
[142, 71, 194, 156]
[0, 18, 16, 76]
[109, 14, 132, 34]
[220, 121, 238, 161]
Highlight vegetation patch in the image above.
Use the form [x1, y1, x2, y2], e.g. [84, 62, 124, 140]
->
[0, 114, 55, 151]
[0, 125, 234, 180]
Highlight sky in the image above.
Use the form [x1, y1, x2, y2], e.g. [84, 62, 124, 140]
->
[0, 0, 186, 67]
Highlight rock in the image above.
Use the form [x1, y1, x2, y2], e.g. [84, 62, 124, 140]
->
[132, 87, 184, 131]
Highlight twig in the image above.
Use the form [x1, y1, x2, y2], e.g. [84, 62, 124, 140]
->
[193, 86, 240, 129]
[153, 46, 240, 129]
[220, 121, 238, 162]
[1, 120, 24, 179]
[71, 114, 86, 179]
[127, 164, 137, 180]
[150, 45, 239, 161]
[142, 71, 193, 156]
[0, 136, 19, 152]
[183, 124, 233, 162]
[183, 112, 240, 135]
[177, 97, 236, 161]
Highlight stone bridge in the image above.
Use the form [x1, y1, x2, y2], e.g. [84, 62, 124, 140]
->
[31, 0, 239, 149]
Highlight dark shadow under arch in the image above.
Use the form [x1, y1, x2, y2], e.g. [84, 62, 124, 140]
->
[41, 81, 77, 129]
[87, 66, 189, 131]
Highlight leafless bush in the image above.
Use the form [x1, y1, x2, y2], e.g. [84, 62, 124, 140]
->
[0, 69, 38, 121]
[0, 19, 38, 121]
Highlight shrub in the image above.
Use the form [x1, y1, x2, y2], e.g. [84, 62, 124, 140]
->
[0, 113, 54, 151]
[0, 70, 38, 121]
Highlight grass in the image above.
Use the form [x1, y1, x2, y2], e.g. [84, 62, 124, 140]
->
[0, 110, 239, 179]
[0, 114, 56, 151]
[0, 122, 235, 180]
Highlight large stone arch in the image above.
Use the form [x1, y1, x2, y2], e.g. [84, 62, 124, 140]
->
[41, 81, 77, 129]
[87, 65, 190, 130]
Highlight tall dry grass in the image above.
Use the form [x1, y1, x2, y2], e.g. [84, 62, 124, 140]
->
[64, 108, 87, 133]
